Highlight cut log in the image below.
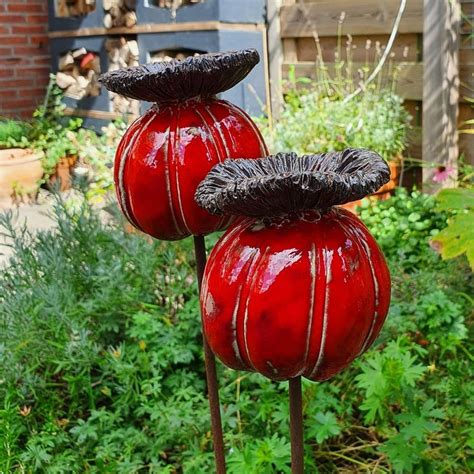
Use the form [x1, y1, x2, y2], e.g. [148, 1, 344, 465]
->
[124, 11, 137, 28]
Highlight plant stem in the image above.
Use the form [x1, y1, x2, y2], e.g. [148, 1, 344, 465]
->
[193, 235, 227, 474]
[289, 376, 304, 474]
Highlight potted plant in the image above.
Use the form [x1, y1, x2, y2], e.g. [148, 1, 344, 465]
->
[256, 36, 411, 212]
[0, 119, 44, 204]
[29, 76, 82, 191]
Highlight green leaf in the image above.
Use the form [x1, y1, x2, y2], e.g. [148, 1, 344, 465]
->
[436, 188, 474, 212]
[307, 411, 341, 443]
[432, 212, 474, 270]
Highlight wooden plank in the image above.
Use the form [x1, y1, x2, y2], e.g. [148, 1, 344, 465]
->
[63, 107, 128, 120]
[267, 0, 284, 117]
[459, 102, 474, 166]
[422, 0, 461, 190]
[280, 0, 423, 38]
[282, 61, 424, 100]
[460, 64, 474, 99]
[404, 99, 422, 126]
[283, 38, 298, 62]
[49, 21, 265, 38]
[281, 61, 472, 103]
[296, 33, 421, 63]
[406, 126, 422, 158]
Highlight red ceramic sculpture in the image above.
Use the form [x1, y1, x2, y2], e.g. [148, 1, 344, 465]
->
[100, 50, 267, 241]
[195, 149, 392, 381]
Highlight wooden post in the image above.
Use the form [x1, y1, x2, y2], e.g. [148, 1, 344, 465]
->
[267, 0, 283, 118]
[422, 0, 461, 191]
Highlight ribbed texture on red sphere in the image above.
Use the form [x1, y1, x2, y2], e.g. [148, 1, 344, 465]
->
[114, 99, 268, 240]
[200, 207, 391, 382]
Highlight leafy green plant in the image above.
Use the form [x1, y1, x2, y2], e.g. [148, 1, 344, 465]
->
[0, 190, 472, 473]
[0, 119, 32, 149]
[359, 188, 449, 271]
[432, 187, 474, 270]
[258, 86, 410, 162]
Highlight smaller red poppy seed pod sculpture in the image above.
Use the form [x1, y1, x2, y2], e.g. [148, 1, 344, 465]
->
[195, 149, 392, 382]
[99, 49, 267, 241]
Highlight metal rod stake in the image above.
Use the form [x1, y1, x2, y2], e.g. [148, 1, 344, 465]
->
[193, 235, 227, 474]
[289, 376, 304, 474]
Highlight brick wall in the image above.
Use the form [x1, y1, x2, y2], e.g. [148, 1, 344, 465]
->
[0, 0, 51, 119]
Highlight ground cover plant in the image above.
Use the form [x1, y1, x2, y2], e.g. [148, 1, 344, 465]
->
[0, 187, 472, 473]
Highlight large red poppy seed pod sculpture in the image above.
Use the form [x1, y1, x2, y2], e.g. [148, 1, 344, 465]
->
[195, 149, 391, 382]
[100, 49, 267, 241]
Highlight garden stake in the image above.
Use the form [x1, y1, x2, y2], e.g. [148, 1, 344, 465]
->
[195, 149, 392, 470]
[194, 235, 227, 474]
[289, 377, 304, 474]
[100, 50, 268, 472]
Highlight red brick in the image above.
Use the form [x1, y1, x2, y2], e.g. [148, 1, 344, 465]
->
[14, 65, 51, 75]
[0, 14, 24, 22]
[0, 35, 26, 45]
[18, 87, 47, 97]
[26, 15, 48, 24]
[0, 56, 30, 66]
[33, 55, 51, 65]
[0, 89, 18, 98]
[0, 69, 14, 78]
[0, 47, 13, 56]
[29, 35, 49, 47]
[0, 78, 31, 88]
[0, 26, 10, 34]
[8, 3, 45, 13]
[13, 45, 48, 55]
[0, 98, 34, 108]
[11, 25, 47, 34]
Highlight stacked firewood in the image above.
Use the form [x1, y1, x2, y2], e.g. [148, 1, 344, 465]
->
[55, 0, 96, 17]
[155, 0, 203, 8]
[151, 49, 200, 63]
[56, 48, 101, 100]
[103, 0, 137, 28]
[106, 37, 140, 115]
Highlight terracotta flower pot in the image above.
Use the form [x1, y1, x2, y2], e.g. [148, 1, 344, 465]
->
[0, 148, 44, 204]
[341, 156, 401, 213]
[48, 155, 77, 192]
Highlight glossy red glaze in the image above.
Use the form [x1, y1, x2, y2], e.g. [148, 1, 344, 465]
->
[200, 207, 391, 382]
[114, 98, 268, 240]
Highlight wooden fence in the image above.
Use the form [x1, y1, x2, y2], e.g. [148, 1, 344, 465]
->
[268, 0, 474, 188]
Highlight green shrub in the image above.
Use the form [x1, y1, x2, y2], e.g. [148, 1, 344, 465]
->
[0, 119, 32, 149]
[258, 88, 410, 161]
[359, 188, 449, 271]
[0, 192, 472, 473]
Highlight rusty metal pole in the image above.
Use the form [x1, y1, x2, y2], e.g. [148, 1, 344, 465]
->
[193, 235, 227, 474]
[289, 377, 304, 474]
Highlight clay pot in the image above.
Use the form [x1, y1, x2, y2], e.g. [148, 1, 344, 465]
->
[0, 148, 44, 204]
[48, 155, 77, 192]
[341, 157, 401, 213]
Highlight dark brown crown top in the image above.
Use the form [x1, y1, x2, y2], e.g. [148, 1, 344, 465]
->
[99, 49, 259, 104]
[195, 149, 390, 217]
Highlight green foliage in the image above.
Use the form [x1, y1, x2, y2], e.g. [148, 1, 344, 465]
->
[0, 75, 82, 176]
[258, 88, 410, 161]
[432, 187, 474, 270]
[0, 119, 32, 149]
[0, 190, 472, 473]
[359, 188, 449, 271]
[29, 75, 83, 177]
